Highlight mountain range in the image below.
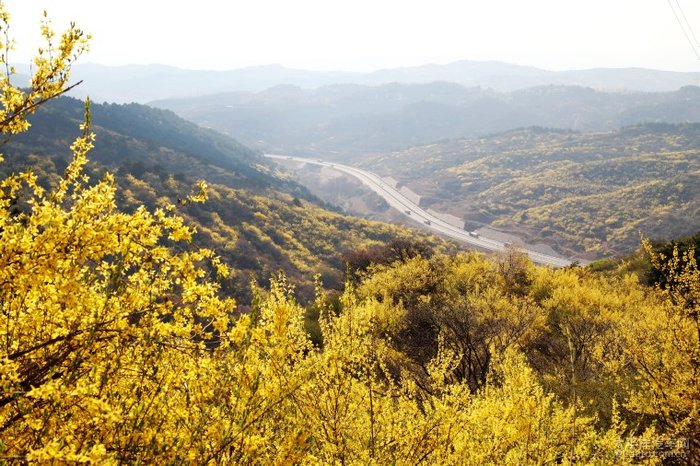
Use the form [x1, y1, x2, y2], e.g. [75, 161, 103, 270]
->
[150, 82, 700, 156]
[22, 60, 699, 104]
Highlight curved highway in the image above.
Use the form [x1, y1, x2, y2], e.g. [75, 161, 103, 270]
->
[265, 154, 577, 268]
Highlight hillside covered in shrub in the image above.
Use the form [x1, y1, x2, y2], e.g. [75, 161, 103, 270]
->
[2, 96, 445, 301]
[356, 125, 700, 258]
[2, 8, 698, 463]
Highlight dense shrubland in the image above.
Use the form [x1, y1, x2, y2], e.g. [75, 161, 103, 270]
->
[359, 127, 700, 258]
[3, 135, 698, 461]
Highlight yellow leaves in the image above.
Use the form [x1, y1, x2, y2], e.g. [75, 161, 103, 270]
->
[426, 332, 461, 391]
[444, 347, 620, 465]
[187, 179, 209, 203]
[0, 105, 239, 463]
[26, 378, 64, 403]
[0, 159, 677, 466]
[51, 100, 94, 205]
[0, 4, 88, 144]
[27, 441, 114, 465]
[643, 237, 700, 315]
[616, 239, 700, 452]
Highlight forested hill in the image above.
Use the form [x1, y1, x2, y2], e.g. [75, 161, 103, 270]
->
[10, 96, 288, 191]
[2, 97, 445, 301]
[352, 124, 700, 258]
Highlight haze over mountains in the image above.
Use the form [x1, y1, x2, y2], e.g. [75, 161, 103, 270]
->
[151, 83, 700, 156]
[99, 58, 698, 260]
[57, 60, 700, 104]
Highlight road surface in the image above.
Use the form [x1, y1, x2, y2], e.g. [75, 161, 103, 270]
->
[265, 154, 579, 268]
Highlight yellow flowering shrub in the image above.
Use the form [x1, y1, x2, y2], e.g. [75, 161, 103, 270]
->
[0, 6, 89, 141]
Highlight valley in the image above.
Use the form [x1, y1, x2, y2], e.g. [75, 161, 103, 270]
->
[3, 2, 700, 461]
[151, 82, 700, 260]
[266, 154, 578, 267]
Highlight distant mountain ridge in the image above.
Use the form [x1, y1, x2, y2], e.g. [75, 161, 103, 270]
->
[150, 82, 700, 156]
[29, 60, 700, 103]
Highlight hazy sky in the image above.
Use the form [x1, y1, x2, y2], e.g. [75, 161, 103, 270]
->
[4, 0, 700, 72]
